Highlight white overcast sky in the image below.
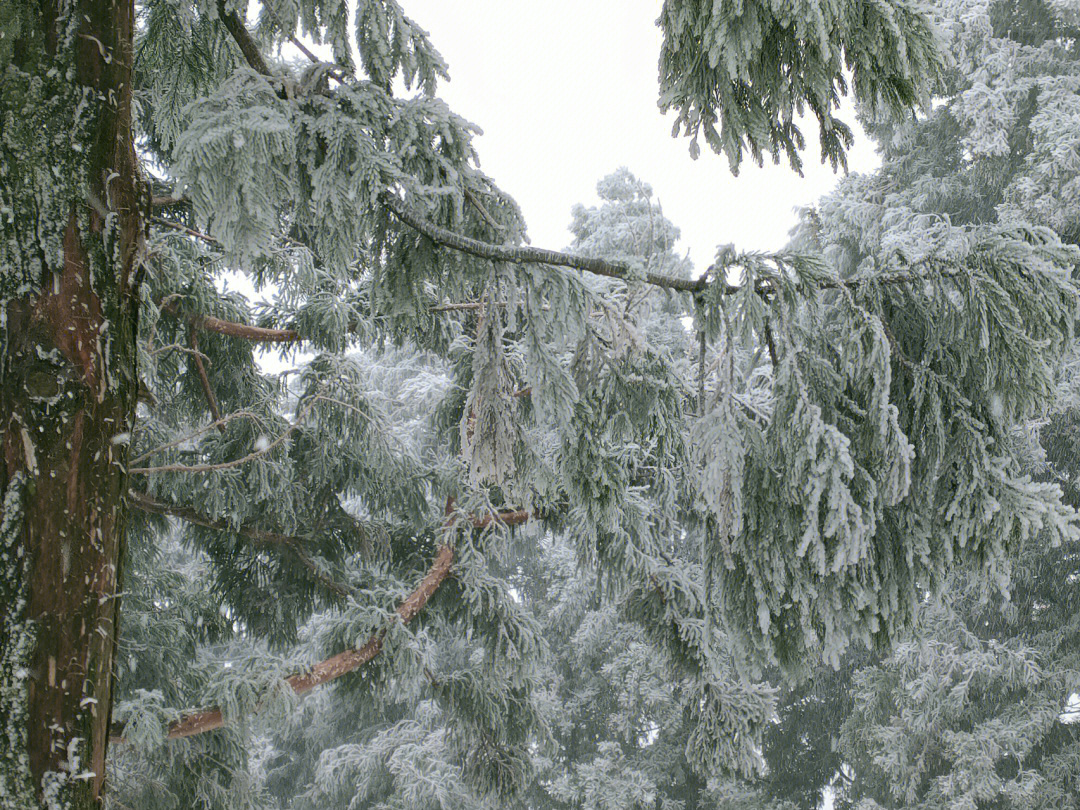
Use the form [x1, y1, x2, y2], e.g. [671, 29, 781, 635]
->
[402, 0, 882, 269]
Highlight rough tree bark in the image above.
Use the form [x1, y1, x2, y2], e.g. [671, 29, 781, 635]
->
[0, 2, 141, 808]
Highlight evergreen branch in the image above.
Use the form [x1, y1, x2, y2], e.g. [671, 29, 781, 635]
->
[127, 491, 350, 598]
[188, 326, 225, 431]
[128, 504, 529, 742]
[194, 314, 300, 343]
[129, 399, 316, 475]
[129, 410, 264, 465]
[217, 0, 274, 78]
[150, 215, 220, 245]
[381, 192, 711, 294]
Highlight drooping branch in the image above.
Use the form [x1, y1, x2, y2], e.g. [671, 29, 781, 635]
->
[218, 0, 274, 78]
[188, 327, 225, 430]
[127, 490, 350, 598]
[382, 192, 710, 294]
[125, 503, 529, 742]
[383, 192, 977, 300]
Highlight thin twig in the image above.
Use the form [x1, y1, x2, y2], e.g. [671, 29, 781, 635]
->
[463, 187, 506, 232]
[129, 400, 314, 475]
[146, 342, 209, 360]
[129, 410, 265, 465]
[151, 215, 307, 252]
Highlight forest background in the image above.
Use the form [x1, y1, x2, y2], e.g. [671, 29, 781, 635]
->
[2, 2, 1080, 810]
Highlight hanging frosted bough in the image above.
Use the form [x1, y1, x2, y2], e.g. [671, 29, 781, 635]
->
[657, 0, 944, 171]
[460, 288, 518, 487]
[695, 226, 1080, 675]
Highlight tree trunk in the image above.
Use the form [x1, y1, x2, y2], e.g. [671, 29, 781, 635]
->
[0, 2, 141, 808]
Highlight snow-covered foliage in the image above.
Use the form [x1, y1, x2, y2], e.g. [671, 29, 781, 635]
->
[4, 1, 1080, 809]
[749, 4, 1080, 808]
[658, 0, 944, 170]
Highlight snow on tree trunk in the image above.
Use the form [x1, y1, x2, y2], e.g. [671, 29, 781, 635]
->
[0, 2, 142, 807]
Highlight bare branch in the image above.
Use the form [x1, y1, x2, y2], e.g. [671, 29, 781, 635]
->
[188, 327, 225, 430]
[159, 297, 302, 344]
[382, 192, 709, 294]
[151, 196, 187, 209]
[150, 216, 219, 246]
[196, 314, 300, 343]
[218, 0, 274, 77]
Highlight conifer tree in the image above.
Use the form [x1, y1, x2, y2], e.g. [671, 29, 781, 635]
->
[3, 3, 1079, 810]
[774, 2, 1080, 807]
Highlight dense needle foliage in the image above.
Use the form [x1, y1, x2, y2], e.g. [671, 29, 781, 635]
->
[2, 1, 1080, 809]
